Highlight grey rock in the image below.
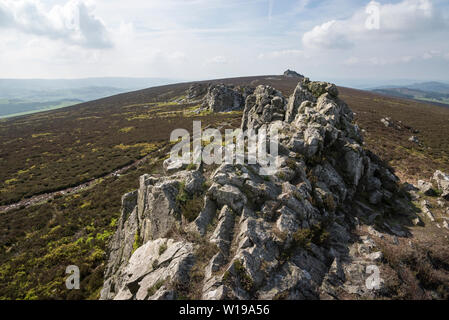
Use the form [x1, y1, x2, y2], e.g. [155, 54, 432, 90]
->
[285, 81, 316, 123]
[412, 216, 423, 226]
[369, 190, 383, 205]
[381, 117, 392, 127]
[189, 196, 217, 236]
[367, 251, 383, 262]
[241, 85, 286, 132]
[103, 238, 195, 300]
[209, 183, 247, 213]
[163, 158, 188, 174]
[409, 136, 419, 144]
[202, 84, 245, 112]
[443, 220, 449, 230]
[431, 170, 449, 200]
[186, 83, 208, 101]
[276, 205, 300, 234]
[421, 200, 435, 222]
[417, 180, 436, 196]
[210, 205, 236, 253]
[283, 69, 304, 78]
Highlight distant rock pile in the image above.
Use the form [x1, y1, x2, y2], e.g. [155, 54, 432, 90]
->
[283, 69, 304, 78]
[101, 77, 422, 300]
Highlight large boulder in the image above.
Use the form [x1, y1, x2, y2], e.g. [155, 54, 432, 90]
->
[417, 180, 436, 196]
[101, 238, 195, 300]
[202, 84, 246, 112]
[431, 170, 449, 200]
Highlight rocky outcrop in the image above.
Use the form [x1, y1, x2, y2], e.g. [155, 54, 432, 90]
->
[431, 170, 449, 200]
[417, 180, 436, 196]
[186, 83, 208, 101]
[201, 84, 252, 113]
[101, 77, 418, 300]
[241, 85, 286, 131]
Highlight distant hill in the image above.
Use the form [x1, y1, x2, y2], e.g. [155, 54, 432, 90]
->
[372, 81, 449, 106]
[404, 81, 449, 94]
[0, 78, 179, 118]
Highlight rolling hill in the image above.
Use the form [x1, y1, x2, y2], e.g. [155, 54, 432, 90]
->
[372, 81, 449, 106]
[0, 78, 179, 118]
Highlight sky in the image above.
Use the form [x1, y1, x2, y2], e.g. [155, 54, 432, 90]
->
[0, 0, 448, 84]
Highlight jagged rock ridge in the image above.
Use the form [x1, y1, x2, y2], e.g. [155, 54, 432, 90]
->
[100, 77, 419, 300]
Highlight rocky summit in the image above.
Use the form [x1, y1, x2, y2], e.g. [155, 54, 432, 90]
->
[100, 77, 424, 300]
[283, 69, 304, 78]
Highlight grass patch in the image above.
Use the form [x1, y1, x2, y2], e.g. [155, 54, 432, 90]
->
[147, 278, 165, 297]
[119, 127, 135, 133]
[176, 182, 204, 223]
[159, 243, 168, 255]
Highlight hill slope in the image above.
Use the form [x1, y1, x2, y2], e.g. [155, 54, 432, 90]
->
[0, 75, 449, 299]
[0, 78, 178, 118]
[372, 81, 449, 106]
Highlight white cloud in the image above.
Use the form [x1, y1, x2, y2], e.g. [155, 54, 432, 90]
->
[168, 51, 186, 62]
[0, 0, 448, 81]
[302, 20, 354, 49]
[0, 0, 112, 49]
[258, 49, 306, 59]
[302, 0, 447, 50]
[422, 50, 442, 60]
[343, 57, 360, 66]
[206, 55, 229, 65]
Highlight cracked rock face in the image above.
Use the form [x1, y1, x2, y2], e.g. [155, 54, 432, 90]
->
[202, 84, 252, 113]
[186, 83, 208, 101]
[101, 76, 416, 300]
[241, 85, 286, 131]
[101, 238, 195, 300]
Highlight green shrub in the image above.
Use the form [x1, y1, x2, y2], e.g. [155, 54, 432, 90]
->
[293, 223, 329, 250]
[286, 158, 297, 171]
[176, 182, 189, 204]
[159, 243, 168, 255]
[147, 278, 165, 297]
[132, 232, 142, 254]
[323, 193, 337, 212]
[233, 259, 254, 292]
[176, 181, 204, 222]
[181, 196, 204, 222]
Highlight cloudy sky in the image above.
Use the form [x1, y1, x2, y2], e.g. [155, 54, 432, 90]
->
[0, 0, 448, 83]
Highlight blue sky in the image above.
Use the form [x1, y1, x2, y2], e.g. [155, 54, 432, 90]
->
[0, 0, 448, 85]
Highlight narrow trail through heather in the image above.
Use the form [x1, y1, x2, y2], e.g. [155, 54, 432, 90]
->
[0, 144, 169, 214]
